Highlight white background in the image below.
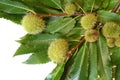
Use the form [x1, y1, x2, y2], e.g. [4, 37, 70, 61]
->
[0, 18, 56, 80]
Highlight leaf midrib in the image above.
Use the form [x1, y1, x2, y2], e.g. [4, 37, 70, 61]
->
[0, 1, 33, 12]
[98, 37, 110, 80]
[73, 42, 87, 79]
[52, 16, 78, 33]
[52, 64, 64, 80]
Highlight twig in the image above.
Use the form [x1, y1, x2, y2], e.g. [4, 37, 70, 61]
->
[36, 13, 84, 17]
[66, 37, 85, 59]
[60, 37, 85, 80]
[112, 0, 120, 13]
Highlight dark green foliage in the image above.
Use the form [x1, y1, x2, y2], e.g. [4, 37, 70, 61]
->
[45, 64, 65, 80]
[0, 11, 23, 24]
[1, 0, 120, 80]
[115, 65, 120, 80]
[24, 52, 50, 64]
[89, 42, 98, 80]
[98, 10, 120, 24]
[11, 0, 61, 13]
[68, 42, 89, 80]
[0, 0, 33, 13]
[111, 47, 120, 65]
[97, 34, 112, 80]
[14, 33, 63, 55]
[14, 33, 64, 64]
[45, 17, 76, 34]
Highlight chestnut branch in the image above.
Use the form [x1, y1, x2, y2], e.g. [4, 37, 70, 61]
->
[66, 37, 85, 59]
[36, 13, 84, 17]
[112, 0, 120, 13]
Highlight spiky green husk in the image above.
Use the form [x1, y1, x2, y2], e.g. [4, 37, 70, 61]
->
[115, 37, 120, 47]
[48, 39, 69, 64]
[85, 29, 99, 42]
[21, 13, 45, 34]
[65, 3, 76, 15]
[81, 13, 97, 30]
[106, 38, 115, 48]
[102, 22, 120, 38]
